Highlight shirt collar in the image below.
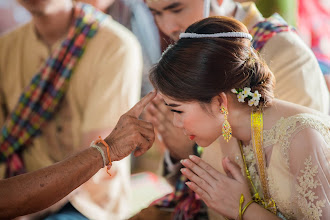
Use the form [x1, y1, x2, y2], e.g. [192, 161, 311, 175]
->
[234, 2, 264, 30]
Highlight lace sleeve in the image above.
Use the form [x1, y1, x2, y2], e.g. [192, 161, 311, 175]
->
[288, 127, 330, 220]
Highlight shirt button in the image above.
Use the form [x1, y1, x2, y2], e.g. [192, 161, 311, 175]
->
[56, 126, 63, 132]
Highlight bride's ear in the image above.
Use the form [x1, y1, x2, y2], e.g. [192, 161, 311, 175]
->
[214, 92, 228, 110]
[212, 92, 228, 112]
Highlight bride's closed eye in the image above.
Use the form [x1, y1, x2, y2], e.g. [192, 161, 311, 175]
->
[171, 109, 183, 114]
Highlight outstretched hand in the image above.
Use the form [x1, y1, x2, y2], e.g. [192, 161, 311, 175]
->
[104, 91, 157, 161]
[180, 155, 252, 219]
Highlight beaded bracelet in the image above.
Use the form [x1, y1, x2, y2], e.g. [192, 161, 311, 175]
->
[90, 141, 106, 167]
[94, 136, 112, 177]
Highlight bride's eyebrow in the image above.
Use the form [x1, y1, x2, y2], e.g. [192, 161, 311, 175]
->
[164, 101, 181, 107]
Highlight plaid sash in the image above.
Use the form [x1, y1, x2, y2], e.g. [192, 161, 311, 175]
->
[0, 3, 106, 177]
[250, 13, 296, 51]
[153, 13, 295, 220]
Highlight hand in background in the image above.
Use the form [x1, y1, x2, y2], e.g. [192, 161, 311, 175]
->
[145, 94, 195, 160]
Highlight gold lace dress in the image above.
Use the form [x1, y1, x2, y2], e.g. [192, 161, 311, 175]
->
[243, 113, 330, 219]
[205, 113, 330, 220]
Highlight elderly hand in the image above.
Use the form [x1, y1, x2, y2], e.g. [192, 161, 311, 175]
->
[104, 91, 156, 162]
[180, 155, 252, 219]
[145, 94, 195, 160]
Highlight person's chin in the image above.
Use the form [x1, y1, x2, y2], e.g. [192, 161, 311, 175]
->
[195, 140, 213, 148]
[169, 33, 180, 42]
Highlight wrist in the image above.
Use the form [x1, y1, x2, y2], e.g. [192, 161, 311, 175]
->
[95, 143, 110, 164]
[104, 138, 118, 162]
[240, 202, 260, 220]
[90, 146, 106, 169]
[236, 194, 254, 220]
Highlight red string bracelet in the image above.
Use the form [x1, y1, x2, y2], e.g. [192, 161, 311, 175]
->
[95, 136, 112, 176]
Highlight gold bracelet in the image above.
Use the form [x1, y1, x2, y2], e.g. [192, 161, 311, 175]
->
[242, 200, 254, 217]
[239, 194, 244, 219]
[237, 194, 254, 220]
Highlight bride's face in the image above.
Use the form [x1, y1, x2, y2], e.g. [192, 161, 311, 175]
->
[161, 94, 223, 147]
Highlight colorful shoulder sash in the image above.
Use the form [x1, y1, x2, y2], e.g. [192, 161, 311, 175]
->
[0, 3, 106, 177]
[250, 13, 296, 52]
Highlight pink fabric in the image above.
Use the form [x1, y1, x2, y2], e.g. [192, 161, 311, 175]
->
[298, 0, 330, 63]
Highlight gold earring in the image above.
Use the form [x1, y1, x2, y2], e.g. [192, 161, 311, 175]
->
[220, 107, 232, 142]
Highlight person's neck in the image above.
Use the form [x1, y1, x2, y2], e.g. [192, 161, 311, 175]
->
[209, 0, 237, 18]
[228, 104, 252, 146]
[33, 3, 74, 47]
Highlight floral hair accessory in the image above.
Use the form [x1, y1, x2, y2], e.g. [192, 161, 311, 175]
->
[231, 87, 261, 107]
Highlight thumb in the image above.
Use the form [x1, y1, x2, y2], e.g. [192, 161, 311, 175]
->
[127, 91, 157, 118]
[222, 157, 245, 183]
[222, 157, 233, 179]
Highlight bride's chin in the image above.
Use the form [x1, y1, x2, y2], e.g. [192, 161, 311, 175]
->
[196, 140, 213, 148]
[196, 136, 220, 148]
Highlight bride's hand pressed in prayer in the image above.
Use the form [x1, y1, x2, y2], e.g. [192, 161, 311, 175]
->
[180, 155, 252, 219]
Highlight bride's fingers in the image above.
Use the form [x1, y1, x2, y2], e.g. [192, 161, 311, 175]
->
[181, 168, 213, 194]
[185, 181, 212, 203]
[186, 155, 226, 181]
[181, 158, 217, 189]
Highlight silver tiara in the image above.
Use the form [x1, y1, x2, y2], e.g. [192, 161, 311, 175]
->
[179, 32, 253, 41]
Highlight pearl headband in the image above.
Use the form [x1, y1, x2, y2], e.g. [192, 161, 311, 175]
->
[179, 32, 253, 41]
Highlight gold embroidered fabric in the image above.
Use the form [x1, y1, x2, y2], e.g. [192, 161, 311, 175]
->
[243, 113, 330, 219]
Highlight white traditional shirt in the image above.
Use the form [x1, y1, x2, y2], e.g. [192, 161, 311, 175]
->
[0, 16, 142, 219]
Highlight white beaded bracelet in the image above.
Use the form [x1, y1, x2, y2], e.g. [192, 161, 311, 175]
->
[90, 141, 106, 167]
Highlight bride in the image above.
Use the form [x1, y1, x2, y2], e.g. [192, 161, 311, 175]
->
[149, 16, 329, 220]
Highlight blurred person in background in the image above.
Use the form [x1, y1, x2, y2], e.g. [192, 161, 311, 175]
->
[79, 0, 161, 97]
[77, 4, 171, 207]
[298, 0, 330, 92]
[0, 0, 31, 35]
[0, 0, 142, 219]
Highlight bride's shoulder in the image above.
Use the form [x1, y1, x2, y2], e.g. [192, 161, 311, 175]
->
[264, 99, 330, 133]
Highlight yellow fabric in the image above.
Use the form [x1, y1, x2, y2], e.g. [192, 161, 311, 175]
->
[0, 16, 142, 219]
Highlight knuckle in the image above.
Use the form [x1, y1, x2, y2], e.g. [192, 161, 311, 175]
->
[197, 188, 204, 196]
[198, 178, 206, 186]
[119, 115, 126, 121]
[200, 172, 208, 180]
[151, 134, 155, 143]
[148, 122, 154, 130]
[128, 116, 136, 123]
[132, 133, 140, 140]
[204, 165, 212, 172]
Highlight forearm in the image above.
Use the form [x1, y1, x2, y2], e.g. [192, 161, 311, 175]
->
[243, 203, 281, 220]
[0, 147, 103, 219]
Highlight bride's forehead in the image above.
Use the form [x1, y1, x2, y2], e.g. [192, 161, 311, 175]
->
[160, 94, 201, 107]
[160, 94, 179, 104]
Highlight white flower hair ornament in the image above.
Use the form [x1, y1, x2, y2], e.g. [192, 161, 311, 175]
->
[231, 87, 262, 107]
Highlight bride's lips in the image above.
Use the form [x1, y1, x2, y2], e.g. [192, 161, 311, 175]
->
[189, 135, 195, 140]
